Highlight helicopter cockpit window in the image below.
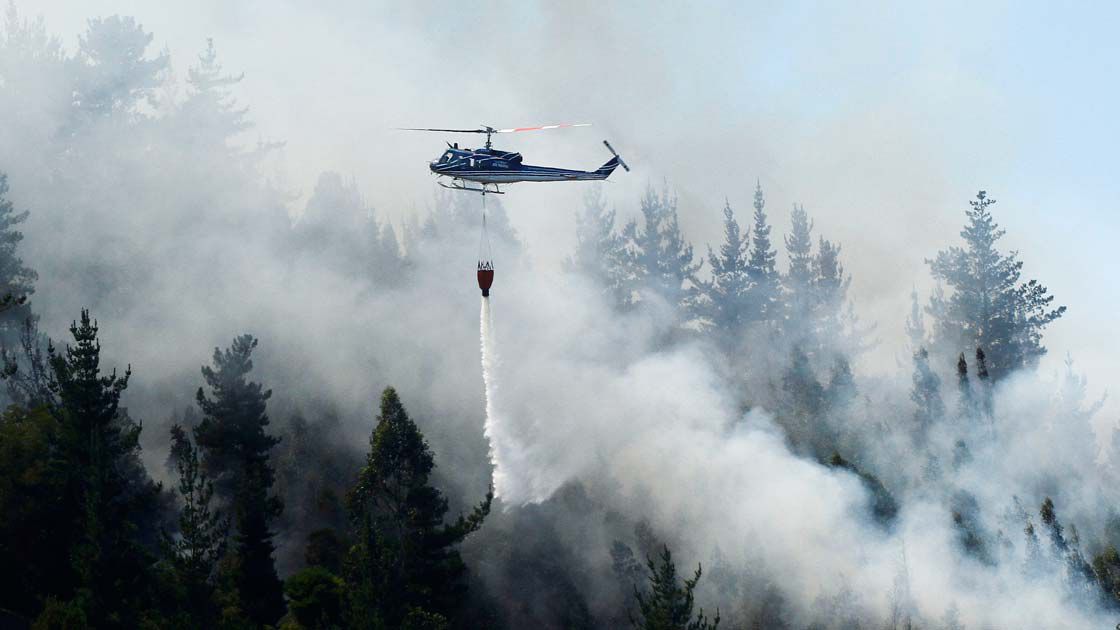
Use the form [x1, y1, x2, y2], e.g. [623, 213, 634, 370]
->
[441, 151, 453, 163]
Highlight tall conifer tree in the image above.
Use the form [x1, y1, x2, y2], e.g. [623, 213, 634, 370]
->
[746, 182, 780, 323]
[346, 387, 492, 628]
[696, 200, 750, 341]
[0, 174, 36, 335]
[782, 204, 815, 343]
[47, 310, 160, 626]
[622, 185, 701, 320]
[194, 334, 285, 626]
[629, 546, 719, 630]
[927, 191, 1065, 380]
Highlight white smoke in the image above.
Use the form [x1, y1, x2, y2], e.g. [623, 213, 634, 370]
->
[473, 266, 1115, 628]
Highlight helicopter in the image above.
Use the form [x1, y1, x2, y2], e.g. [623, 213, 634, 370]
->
[400, 124, 629, 195]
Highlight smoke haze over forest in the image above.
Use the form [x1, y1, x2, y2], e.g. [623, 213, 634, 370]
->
[25, 1, 1120, 420]
[2, 2, 1120, 629]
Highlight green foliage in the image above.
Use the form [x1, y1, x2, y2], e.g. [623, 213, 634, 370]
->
[194, 334, 286, 627]
[927, 191, 1065, 380]
[194, 334, 281, 505]
[345, 387, 492, 628]
[2, 316, 55, 408]
[402, 608, 450, 630]
[32, 596, 89, 630]
[0, 173, 37, 332]
[1092, 545, 1120, 606]
[778, 345, 826, 454]
[0, 405, 58, 618]
[695, 201, 751, 341]
[827, 453, 898, 527]
[273, 414, 358, 569]
[622, 185, 701, 320]
[162, 424, 228, 626]
[47, 310, 162, 627]
[746, 182, 780, 323]
[285, 566, 345, 629]
[811, 236, 852, 345]
[630, 546, 719, 630]
[1040, 497, 1066, 551]
[950, 491, 993, 565]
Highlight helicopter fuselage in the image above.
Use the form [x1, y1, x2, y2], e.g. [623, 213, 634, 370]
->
[429, 147, 620, 185]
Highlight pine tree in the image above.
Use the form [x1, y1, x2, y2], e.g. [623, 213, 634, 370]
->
[779, 345, 825, 454]
[71, 15, 169, 119]
[231, 463, 287, 626]
[927, 191, 1065, 380]
[1091, 545, 1120, 606]
[956, 353, 973, 419]
[566, 186, 631, 308]
[782, 204, 815, 343]
[46, 310, 161, 626]
[179, 38, 249, 149]
[911, 348, 944, 437]
[949, 491, 992, 565]
[1065, 524, 1096, 586]
[812, 236, 851, 343]
[0, 174, 36, 335]
[745, 182, 780, 323]
[1040, 497, 1067, 553]
[974, 347, 993, 419]
[345, 387, 492, 627]
[164, 424, 227, 626]
[622, 185, 701, 320]
[695, 200, 750, 341]
[630, 546, 719, 630]
[193, 334, 285, 626]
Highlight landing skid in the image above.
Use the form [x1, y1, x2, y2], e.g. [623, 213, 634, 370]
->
[438, 180, 504, 195]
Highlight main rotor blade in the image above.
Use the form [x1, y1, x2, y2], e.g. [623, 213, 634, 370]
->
[397, 127, 489, 133]
[493, 123, 592, 133]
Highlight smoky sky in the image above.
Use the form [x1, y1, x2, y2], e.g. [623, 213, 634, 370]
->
[26, 2, 1120, 429]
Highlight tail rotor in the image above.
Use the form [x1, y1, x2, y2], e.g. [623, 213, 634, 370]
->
[602, 140, 630, 172]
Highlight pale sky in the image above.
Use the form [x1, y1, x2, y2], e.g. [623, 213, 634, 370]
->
[25, 1, 1120, 424]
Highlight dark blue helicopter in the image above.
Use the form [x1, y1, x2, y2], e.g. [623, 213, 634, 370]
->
[400, 124, 629, 194]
